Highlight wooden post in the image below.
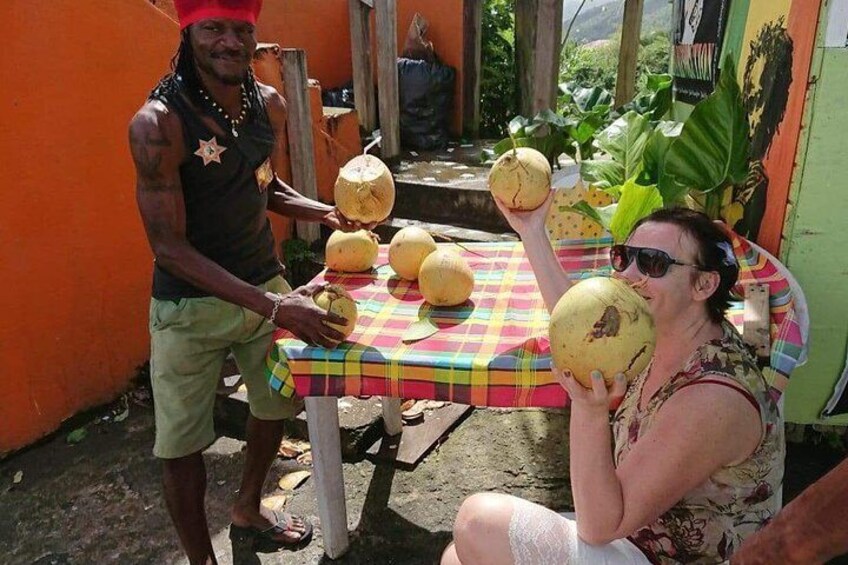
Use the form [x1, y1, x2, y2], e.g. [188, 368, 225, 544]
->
[382, 397, 403, 435]
[375, 0, 401, 158]
[305, 397, 350, 558]
[533, 0, 564, 114]
[348, 0, 377, 133]
[462, 0, 483, 138]
[615, 0, 645, 106]
[516, 0, 563, 116]
[280, 48, 321, 244]
[515, 0, 538, 118]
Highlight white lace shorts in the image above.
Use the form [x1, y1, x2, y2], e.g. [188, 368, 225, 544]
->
[508, 496, 651, 565]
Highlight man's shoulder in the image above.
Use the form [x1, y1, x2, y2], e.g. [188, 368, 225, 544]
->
[130, 99, 182, 135]
[129, 99, 184, 160]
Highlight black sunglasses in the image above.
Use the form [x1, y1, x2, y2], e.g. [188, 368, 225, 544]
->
[610, 244, 708, 278]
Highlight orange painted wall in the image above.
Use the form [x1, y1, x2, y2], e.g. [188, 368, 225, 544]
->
[1, 1, 364, 452]
[0, 0, 178, 452]
[256, 0, 465, 135]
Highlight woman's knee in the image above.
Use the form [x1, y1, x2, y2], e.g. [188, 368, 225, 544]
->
[454, 492, 514, 544]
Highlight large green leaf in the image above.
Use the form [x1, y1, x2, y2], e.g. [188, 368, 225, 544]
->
[580, 158, 620, 189]
[581, 111, 651, 188]
[562, 178, 661, 243]
[661, 59, 750, 197]
[641, 120, 683, 187]
[608, 179, 664, 243]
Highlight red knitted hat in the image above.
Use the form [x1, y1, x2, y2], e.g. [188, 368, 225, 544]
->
[174, 0, 263, 30]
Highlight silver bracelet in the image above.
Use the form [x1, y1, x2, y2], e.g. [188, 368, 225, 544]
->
[268, 293, 284, 324]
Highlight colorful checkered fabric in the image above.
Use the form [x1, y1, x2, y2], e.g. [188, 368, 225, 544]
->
[729, 232, 805, 398]
[265, 236, 805, 406]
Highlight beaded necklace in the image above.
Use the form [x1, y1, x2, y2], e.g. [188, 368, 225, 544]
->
[198, 84, 248, 137]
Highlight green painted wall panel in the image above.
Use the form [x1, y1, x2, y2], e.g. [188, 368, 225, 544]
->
[782, 48, 848, 424]
[721, 0, 751, 62]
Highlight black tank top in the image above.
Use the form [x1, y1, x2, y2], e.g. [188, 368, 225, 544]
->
[149, 77, 283, 299]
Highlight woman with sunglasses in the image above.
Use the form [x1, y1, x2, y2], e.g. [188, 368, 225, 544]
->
[442, 193, 783, 564]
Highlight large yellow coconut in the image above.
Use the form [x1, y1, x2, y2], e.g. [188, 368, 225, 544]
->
[488, 147, 552, 210]
[334, 154, 396, 224]
[313, 284, 358, 340]
[325, 229, 379, 272]
[388, 227, 437, 281]
[418, 250, 475, 307]
[549, 277, 655, 388]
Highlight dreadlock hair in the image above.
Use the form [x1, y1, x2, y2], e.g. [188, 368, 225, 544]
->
[149, 28, 263, 114]
[631, 208, 740, 324]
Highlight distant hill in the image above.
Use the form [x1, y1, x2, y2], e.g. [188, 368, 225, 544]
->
[564, 0, 673, 45]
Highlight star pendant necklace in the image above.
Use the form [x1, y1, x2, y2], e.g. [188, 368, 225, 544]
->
[199, 84, 248, 138]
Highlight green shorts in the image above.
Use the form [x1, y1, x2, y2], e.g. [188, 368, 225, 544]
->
[149, 276, 294, 459]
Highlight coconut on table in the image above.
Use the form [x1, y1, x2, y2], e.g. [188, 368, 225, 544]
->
[418, 250, 475, 307]
[388, 226, 437, 281]
[325, 229, 379, 273]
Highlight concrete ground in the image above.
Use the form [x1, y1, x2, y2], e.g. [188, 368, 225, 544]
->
[1, 383, 845, 565]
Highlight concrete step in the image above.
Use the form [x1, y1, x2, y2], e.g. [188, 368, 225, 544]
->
[388, 142, 504, 232]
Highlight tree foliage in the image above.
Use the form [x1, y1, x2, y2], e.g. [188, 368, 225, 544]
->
[560, 31, 672, 98]
[479, 0, 518, 138]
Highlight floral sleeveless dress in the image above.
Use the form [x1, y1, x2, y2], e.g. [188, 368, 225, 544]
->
[612, 322, 784, 564]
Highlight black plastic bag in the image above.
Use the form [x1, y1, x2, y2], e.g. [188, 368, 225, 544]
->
[322, 82, 356, 109]
[397, 58, 455, 150]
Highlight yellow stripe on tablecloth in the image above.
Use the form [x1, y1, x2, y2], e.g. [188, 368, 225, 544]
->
[469, 242, 525, 406]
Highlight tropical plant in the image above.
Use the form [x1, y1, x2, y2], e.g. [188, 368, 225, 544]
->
[566, 56, 752, 241]
[490, 83, 613, 167]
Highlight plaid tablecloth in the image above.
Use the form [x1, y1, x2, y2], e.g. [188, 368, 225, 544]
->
[266, 237, 804, 407]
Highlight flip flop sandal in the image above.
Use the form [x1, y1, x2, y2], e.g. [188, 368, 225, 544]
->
[401, 400, 426, 424]
[230, 510, 314, 549]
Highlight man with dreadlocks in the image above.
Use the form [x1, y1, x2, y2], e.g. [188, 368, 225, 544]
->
[129, 1, 371, 561]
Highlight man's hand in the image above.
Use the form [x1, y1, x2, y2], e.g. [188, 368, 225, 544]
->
[322, 207, 382, 232]
[271, 283, 349, 348]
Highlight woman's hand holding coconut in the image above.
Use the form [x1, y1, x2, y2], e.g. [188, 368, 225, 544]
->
[492, 188, 555, 239]
[554, 367, 628, 412]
